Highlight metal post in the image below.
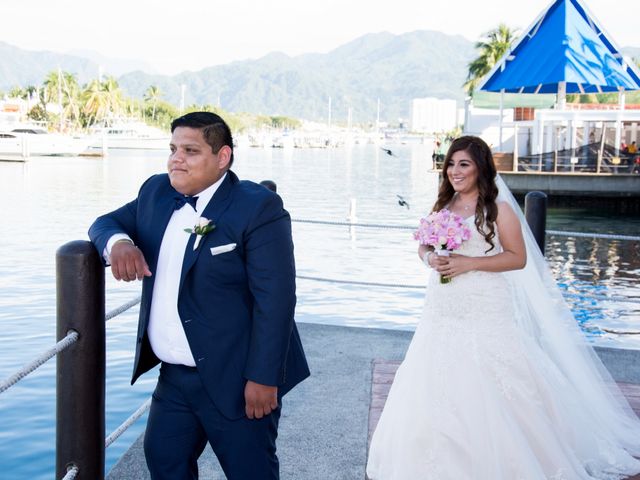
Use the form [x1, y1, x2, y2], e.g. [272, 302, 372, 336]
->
[524, 191, 547, 255]
[513, 123, 519, 171]
[259, 179, 277, 192]
[56, 240, 105, 480]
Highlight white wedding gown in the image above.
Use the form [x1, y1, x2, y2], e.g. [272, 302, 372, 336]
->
[367, 214, 640, 480]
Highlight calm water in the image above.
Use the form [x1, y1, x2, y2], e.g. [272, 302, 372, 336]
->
[0, 144, 639, 478]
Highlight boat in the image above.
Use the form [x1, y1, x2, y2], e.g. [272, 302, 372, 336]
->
[0, 128, 91, 157]
[87, 119, 171, 150]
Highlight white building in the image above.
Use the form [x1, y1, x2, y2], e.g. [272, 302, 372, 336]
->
[411, 97, 458, 133]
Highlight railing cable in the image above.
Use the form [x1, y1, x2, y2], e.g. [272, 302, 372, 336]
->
[292, 218, 414, 231]
[546, 230, 640, 241]
[0, 330, 78, 394]
[105, 397, 152, 448]
[291, 218, 640, 241]
[297, 274, 424, 289]
[106, 296, 141, 322]
[60, 464, 79, 480]
[297, 275, 640, 304]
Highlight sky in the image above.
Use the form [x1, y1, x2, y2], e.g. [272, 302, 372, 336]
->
[2, 0, 638, 75]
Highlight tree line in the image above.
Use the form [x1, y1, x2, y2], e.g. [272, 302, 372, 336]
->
[5, 25, 638, 134]
[4, 71, 302, 133]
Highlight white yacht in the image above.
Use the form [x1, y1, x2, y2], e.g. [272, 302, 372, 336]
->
[0, 128, 91, 157]
[88, 119, 170, 150]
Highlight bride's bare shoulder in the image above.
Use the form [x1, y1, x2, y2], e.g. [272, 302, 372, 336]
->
[496, 201, 517, 217]
[495, 201, 521, 230]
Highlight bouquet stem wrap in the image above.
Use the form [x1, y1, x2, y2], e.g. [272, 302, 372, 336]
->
[435, 249, 452, 284]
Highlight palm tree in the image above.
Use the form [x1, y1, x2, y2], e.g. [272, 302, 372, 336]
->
[144, 85, 163, 120]
[41, 70, 82, 130]
[81, 77, 124, 126]
[81, 79, 111, 126]
[464, 24, 518, 96]
[8, 86, 27, 99]
[101, 76, 124, 118]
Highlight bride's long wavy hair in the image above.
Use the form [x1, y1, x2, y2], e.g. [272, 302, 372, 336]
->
[432, 136, 499, 251]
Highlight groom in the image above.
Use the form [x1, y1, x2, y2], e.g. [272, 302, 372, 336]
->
[89, 111, 310, 479]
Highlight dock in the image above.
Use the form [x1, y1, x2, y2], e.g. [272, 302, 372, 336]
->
[0, 154, 27, 162]
[107, 322, 640, 480]
[500, 171, 640, 212]
[501, 171, 640, 197]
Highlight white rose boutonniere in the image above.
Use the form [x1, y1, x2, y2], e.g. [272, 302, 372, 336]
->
[184, 217, 215, 250]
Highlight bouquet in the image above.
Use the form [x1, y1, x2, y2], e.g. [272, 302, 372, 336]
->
[414, 209, 472, 284]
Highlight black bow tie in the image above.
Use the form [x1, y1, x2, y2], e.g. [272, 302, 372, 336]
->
[174, 194, 198, 211]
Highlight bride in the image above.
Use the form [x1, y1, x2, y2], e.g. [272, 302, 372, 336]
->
[366, 136, 640, 479]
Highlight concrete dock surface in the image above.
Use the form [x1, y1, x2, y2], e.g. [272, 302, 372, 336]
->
[107, 322, 640, 480]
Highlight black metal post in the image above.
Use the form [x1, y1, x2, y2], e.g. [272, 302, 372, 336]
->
[524, 191, 548, 255]
[260, 179, 278, 192]
[56, 241, 105, 480]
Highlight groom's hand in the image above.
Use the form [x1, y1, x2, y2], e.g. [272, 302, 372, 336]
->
[110, 240, 152, 281]
[244, 380, 278, 419]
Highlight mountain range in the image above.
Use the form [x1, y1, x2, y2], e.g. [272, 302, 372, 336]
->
[1, 33, 639, 123]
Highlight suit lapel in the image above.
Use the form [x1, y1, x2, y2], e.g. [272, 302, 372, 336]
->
[178, 171, 238, 293]
[148, 184, 181, 273]
[140, 178, 180, 326]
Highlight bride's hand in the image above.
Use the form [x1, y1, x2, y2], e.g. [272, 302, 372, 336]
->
[437, 254, 475, 278]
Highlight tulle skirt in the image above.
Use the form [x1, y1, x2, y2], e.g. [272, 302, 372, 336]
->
[366, 271, 640, 479]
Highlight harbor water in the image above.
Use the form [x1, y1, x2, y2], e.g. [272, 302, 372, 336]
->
[0, 143, 638, 478]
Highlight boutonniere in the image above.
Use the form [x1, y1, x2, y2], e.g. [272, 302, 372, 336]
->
[184, 217, 215, 250]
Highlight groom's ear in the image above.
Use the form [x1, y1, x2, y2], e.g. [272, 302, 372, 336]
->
[216, 145, 232, 170]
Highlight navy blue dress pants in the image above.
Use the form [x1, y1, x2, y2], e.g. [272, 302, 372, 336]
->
[144, 363, 280, 479]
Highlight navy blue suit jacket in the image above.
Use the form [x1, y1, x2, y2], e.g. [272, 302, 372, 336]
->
[89, 171, 309, 419]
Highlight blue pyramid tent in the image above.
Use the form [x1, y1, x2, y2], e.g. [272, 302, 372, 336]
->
[478, 0, 640, 94]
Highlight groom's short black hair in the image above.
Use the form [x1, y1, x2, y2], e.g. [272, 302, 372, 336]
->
[171, 111, 234, 166]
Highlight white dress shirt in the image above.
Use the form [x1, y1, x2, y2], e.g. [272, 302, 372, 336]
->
[106, 173, 227, 366]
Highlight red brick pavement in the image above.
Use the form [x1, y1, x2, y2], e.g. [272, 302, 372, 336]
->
[368, 359, 640, 479]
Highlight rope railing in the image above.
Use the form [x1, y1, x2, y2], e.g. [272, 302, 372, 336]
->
[293, 218, 415, 231]
[106, 296, 141, 322]
[105, 397, 152, 448]
[0, 296, 143, 396]
[297, 274, 425, 289]
[297, 274, 640, 305]
[0, 297, 142, 396]
[61, 465, 79, 480]
[546, 230, 640, 241]
[291, 218, 640, 242]
[0, 330, 78, 395]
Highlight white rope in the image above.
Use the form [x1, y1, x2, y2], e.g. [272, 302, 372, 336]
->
[292, 218, 415, 230]
[291, 218, 640, 241]
[0, 294, 140, 394]
[0, 330, 78, 394]
[60, 465, 79, 480]
[297, 274, 425, 289]
[106, 296, 141, 321]
[547, 230, 640, 241]
[298, 275, 640, 303]
[105, 397, 152, 448]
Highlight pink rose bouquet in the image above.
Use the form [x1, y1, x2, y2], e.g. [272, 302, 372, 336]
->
[414, 209, 472, 284]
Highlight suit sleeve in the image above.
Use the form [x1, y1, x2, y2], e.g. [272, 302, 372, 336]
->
[88, 198, 139, 267]
[242, 193, 296, 386]
[88, 175, 161, 265]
